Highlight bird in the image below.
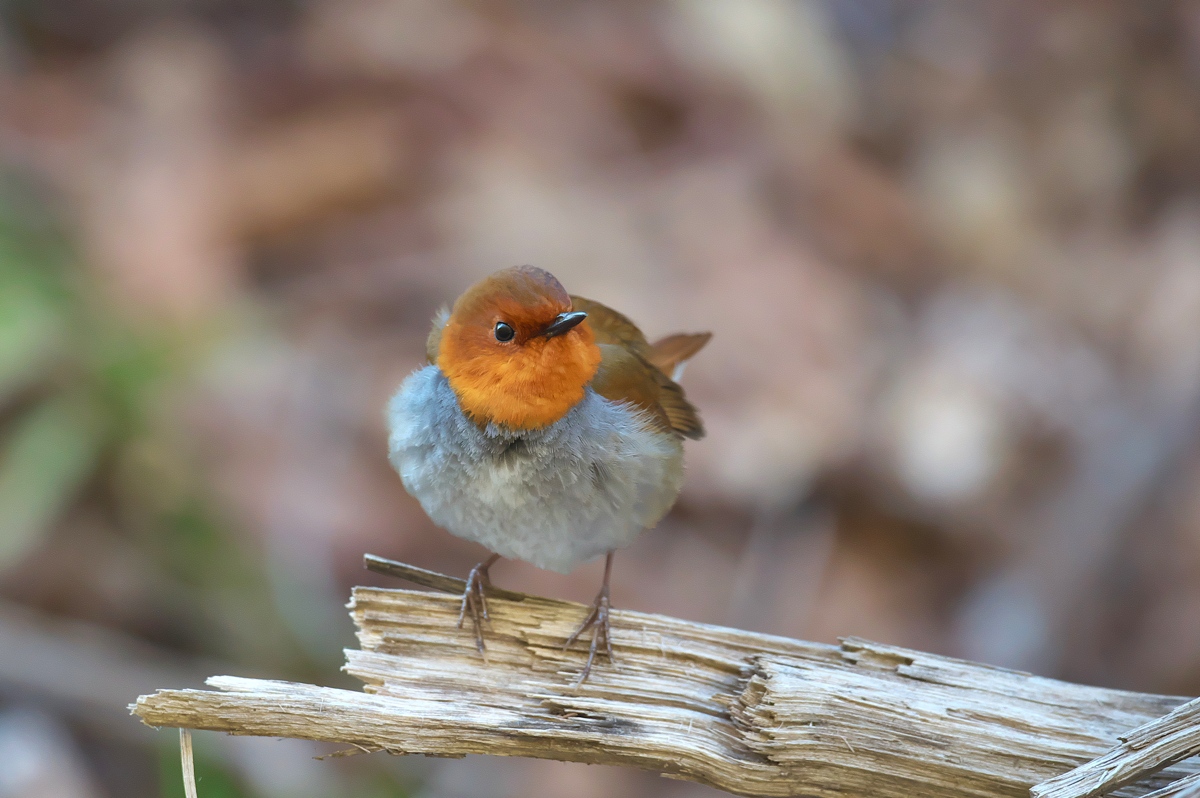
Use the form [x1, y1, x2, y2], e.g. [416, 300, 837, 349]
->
[386, 266, 709, 682]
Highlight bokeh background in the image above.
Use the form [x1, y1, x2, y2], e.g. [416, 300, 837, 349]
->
[2, 1, 1200, 796]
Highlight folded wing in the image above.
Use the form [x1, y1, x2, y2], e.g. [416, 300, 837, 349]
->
[572, 295, 709, 440]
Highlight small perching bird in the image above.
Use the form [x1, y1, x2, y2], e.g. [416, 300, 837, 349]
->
[387, 266, 709, 681]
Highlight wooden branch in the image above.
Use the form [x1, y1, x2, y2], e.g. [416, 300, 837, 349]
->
[363, 553, 527, 601]
[1142, 773, 1200, 798]
[1033, 696, 1200, 798]
[132, 556, 1200, 798]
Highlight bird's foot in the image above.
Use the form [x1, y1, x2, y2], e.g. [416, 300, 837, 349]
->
[457, 555, 500, 657]
[564, 583, 614, 685]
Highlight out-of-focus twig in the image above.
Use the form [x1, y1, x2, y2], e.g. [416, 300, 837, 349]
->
[363, 553, 526, 601]
[180, 729, 198, 798]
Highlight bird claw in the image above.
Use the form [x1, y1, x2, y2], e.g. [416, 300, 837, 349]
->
[457, 559, 496, 657]
[564, 586, 614, 685]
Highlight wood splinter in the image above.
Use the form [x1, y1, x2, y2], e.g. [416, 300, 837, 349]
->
[133, 555, 1200, 798]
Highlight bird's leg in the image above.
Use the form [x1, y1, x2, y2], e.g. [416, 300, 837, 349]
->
[457, 553, 501, 656]
[565, 551, 616, 684]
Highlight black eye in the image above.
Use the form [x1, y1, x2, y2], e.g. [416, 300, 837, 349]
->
[494, 322, 515, 342]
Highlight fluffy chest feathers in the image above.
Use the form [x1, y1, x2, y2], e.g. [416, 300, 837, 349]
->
[387, 366, 684, 573]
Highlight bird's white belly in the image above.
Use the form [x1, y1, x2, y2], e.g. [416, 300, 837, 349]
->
[387, 366, 684, 574]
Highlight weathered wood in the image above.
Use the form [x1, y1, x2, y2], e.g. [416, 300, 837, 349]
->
[1142, 772, 1200, 798]
[1032, 696, 1200, 798]
[132, 558, 1199, 798]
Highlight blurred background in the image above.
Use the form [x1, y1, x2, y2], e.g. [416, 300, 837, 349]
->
[2, 0, 1200, 796]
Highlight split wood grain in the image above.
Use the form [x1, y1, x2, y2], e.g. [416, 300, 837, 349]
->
[132, 559, 1200, 798]
[1141, 772, 1200, 798]
[1033, 696, 1200, 798]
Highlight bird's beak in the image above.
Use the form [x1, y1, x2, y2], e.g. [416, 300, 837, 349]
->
[542, 311, 588, 338]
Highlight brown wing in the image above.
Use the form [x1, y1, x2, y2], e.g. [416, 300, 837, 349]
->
[569, 295, 651, 355]
[589, 344, 674, 435]
[649, 366, 705, 439]
[572, 294, 710, 377]
[647, 332, 712, 380]
[588, 345, 706, 441]
[572, 295, 707, 439]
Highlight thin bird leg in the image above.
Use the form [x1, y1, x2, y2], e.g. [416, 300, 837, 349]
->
[565, 551, 616, 684]
[457, 554, 501, 656]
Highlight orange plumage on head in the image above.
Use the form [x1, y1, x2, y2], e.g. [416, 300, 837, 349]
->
[437, 267, 602, 430]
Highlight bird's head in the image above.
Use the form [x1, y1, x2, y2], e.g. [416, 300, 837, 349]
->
[437, 266, 601, 430]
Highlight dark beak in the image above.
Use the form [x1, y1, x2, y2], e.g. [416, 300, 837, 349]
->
[542, 311, 588, 338]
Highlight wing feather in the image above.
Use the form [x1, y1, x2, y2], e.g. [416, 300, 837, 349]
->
[574, 295, 707, 440]
[647, 332, 712, 381]
[568, 295, 651, 354]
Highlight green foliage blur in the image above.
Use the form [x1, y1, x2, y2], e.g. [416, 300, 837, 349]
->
[0, 169, 312, 670]
[158, 740, 248, 798]
[0, 164, 406, 794]
[0, 171, 109, 570]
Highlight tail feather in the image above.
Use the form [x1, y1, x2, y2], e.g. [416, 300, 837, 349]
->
[647, 332, 712, 381]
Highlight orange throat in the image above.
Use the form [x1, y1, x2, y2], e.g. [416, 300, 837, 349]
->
[437, 324, 602, 431]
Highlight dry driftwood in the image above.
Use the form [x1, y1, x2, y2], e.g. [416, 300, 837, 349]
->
[132, 556, 1200, 798]
[1033, 696, 1200, 798]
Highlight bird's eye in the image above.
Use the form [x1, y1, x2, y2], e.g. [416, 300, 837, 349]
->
[494, 322, 515, 342]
